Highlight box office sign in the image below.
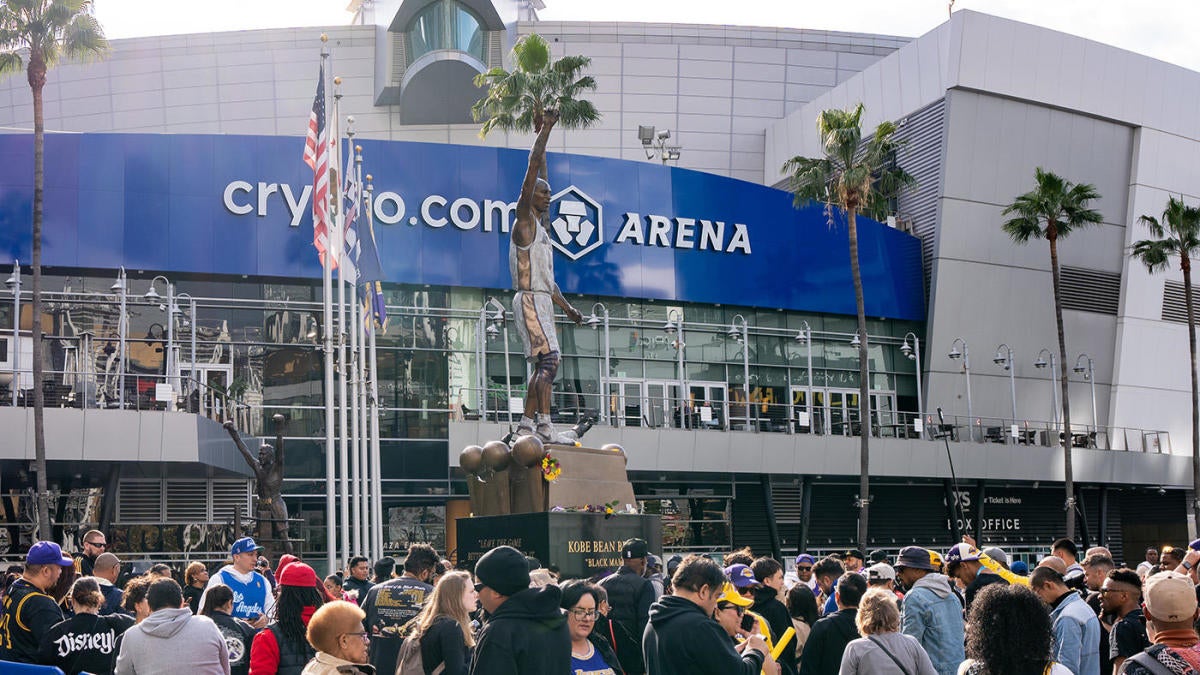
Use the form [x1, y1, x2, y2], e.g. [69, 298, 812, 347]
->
[456, 512, 662, 580]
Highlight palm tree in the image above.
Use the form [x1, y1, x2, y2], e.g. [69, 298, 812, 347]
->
[0, 0, 107, 539]
[472, 33, 600, 140]
[782, 103, 912, 552]
[1002, 168, 1102, 540]
[1132, 196, 1200, 528]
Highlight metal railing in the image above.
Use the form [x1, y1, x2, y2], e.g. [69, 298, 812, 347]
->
[451, 386, 1172, 453]
[1, 368, 254, 431]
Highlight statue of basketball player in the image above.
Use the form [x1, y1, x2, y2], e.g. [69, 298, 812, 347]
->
[224, 414, 292, 553]
[511, 108, 586, 445]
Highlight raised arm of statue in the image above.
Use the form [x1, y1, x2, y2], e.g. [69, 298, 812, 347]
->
[271, 414, 286, 467]
[513, 109, 559, 248]
[223, 420, 259, 470]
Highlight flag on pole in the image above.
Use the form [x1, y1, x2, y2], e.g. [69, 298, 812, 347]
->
[359, 194, 388, 332]
[341, 148, 361, 283]
[304, 62, 336, 269]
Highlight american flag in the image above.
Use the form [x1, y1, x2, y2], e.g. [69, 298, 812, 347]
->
[303, 62, 335, 269]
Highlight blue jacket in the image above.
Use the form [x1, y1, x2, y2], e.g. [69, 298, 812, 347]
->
[899, 573, 964, 675]
[1049, 591, 1100, 675]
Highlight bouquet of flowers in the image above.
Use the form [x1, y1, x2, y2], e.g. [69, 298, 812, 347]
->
[541, 453, 562, 482]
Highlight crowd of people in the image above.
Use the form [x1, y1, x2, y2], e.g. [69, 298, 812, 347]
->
[1, 528, 1199, 675]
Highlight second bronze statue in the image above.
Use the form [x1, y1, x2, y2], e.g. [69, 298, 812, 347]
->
[224, 414, 292, 554]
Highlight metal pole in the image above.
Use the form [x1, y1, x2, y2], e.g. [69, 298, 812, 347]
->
[350, 282, 361, 558]
[369, 318, 383, 559]
[333, 76, 351, 566]
[478, 306, 487, 420]
[602, 307, 610, 424]
[741, 317, 750, 431]
[10, 260, 18, 406]
[805, 322, 814, 435]
[500, 306, 512, 425]
[995, 344, 1016, 432]
[190, 298, 197, 405]
[1088, 357, 1098, 433]
[117, 267, 127, 409]
[165, 281, 174, 395]
[963, 343, 973, 441]
[355, 146, 370, 560]
[320, 40, 337, 576]
[904, 333, 923, 440]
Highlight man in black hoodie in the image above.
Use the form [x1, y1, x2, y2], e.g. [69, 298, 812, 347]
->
[751, 556, 797, 675]
[470, 545, 569, 675]
[600, 537, 655, 674]
[798, 572, 865, 675]
[643, 554, 777, 675]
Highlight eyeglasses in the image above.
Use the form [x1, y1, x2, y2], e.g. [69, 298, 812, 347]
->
[717, 603, 745, 615]
[342, 631, 370, 643]
[796, 566, 812, 572]
[569, 608, 598, 620]
[86, 541, 107, 548]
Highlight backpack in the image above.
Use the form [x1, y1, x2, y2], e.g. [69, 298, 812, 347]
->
[396, 632, 445, 675]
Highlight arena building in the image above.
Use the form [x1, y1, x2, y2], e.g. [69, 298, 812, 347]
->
[0, 0, 1191, 570]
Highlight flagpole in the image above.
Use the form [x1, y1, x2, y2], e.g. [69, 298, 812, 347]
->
[355, 147, 371, 560]
[331, 74, 351, 565]
[365, 177, 384, 560]
[346, 128, 362, 559]
[318, 37, 337, 577]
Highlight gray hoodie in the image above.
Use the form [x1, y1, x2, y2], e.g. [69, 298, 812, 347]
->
[115, 607, 230, 675]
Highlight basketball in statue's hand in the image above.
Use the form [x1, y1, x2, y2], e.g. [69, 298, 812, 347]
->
[459, 445, 484, 475]
[482, 440, 512, 472]
[511, 434, 546, 468]
[601, 443, 627, 465]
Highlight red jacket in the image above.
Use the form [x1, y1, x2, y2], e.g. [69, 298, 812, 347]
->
[248, 606, 316, 675]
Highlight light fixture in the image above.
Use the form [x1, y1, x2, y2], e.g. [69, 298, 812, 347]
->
[485, 323, 500, 339]
[637, 125, 683, 164]
[993, 351, 1008, 367]
[585, 313, 602, 329]
[144, 286, 161, 301]
[849, 332, 861, 349]
[795, 330, 807, 344]
[1034, 356, 1047, 369]
[901, 338, 914, 359]
[948, 346, 962, 360]
[663, 320, 677, 335]
[4, 274, 15, 290]
[726, 324, 742, 342]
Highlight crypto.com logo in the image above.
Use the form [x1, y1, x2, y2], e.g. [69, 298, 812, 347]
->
[548, 186, 603, 260]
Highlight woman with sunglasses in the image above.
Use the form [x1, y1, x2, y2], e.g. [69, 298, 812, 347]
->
[713, 582, 755, 644]
[561, 580, 622, 675]
[301, 600, 373, 674]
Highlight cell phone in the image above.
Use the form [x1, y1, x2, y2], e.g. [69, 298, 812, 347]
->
[740, 613, 756, 632]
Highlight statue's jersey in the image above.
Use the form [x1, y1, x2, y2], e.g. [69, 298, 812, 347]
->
[510, 218, 555, 293]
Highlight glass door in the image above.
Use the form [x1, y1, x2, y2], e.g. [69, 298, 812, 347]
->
[606, 379, 645, 427]
[828, 389, 860, 436]
[791, 386, 824, 434]
[689, 381, 727, 429]
[645, 381, 671, 428]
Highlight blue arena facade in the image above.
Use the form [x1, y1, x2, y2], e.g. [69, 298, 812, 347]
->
[0, 1, 1192, 570]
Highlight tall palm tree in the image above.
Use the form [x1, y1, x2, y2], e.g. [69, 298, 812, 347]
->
[472, 33, 600, 140]
[782, 103, 912, 552]
[0, 0, 107, 539]
[1132, 196, 1200, 528]
[1002, 168, 1102, 540]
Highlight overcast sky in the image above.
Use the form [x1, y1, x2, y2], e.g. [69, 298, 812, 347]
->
[92, 0, 1199, 72]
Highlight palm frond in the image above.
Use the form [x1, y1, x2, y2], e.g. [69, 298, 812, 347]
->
[474, 32, 598, 139]
[1130, 238, 1174, 273]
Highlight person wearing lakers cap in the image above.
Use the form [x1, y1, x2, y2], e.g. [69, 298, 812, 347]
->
[1120, 571, 1200, 674]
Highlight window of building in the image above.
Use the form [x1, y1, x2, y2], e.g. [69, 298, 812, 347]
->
[407, 0, 485, 63]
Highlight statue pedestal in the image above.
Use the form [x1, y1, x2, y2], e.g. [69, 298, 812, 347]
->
[456, 511, 661, 580]
[466, 444, 635, 516]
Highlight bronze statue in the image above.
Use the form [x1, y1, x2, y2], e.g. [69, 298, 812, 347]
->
[224, 414, 291, 554]
[509, 109, 585, 445]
